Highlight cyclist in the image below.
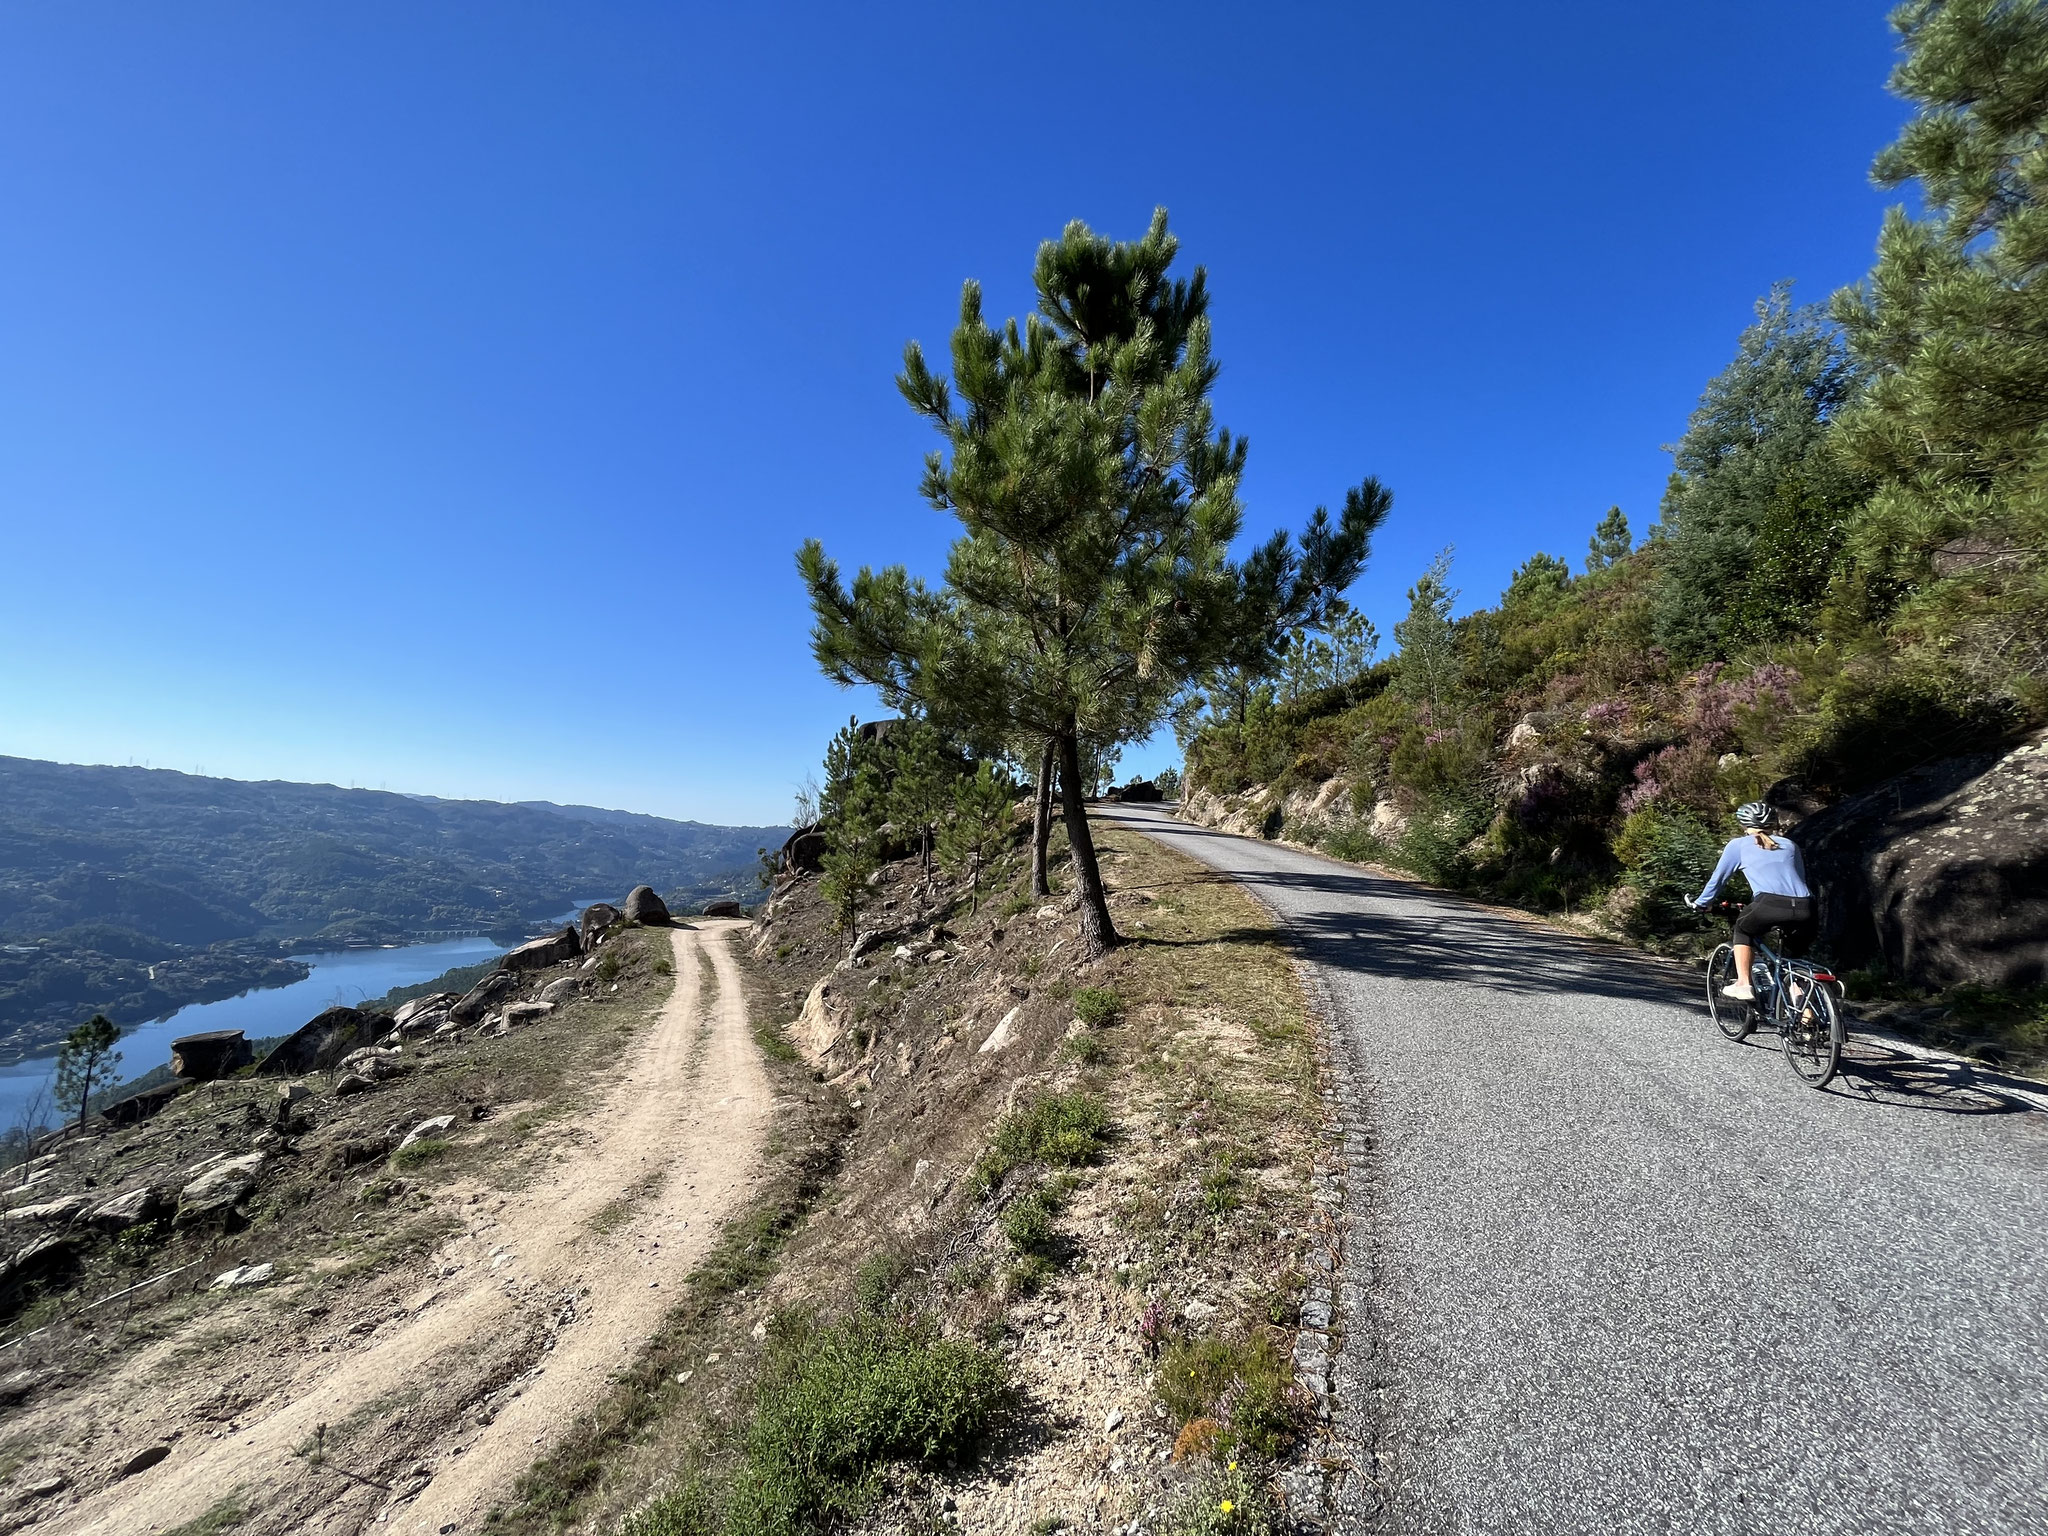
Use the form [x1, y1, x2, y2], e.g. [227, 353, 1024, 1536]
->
[1691, 801, 1815, 1000]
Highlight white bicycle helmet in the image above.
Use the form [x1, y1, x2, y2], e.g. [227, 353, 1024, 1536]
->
[1734, 801, 1772, 829]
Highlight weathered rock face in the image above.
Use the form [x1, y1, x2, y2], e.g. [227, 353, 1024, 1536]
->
[578, 903, 622, 950]
[780, 826, 827, 876]
[393, 992, 457, 1029]
[624, 885, 671, 925]
[169, 1029, 252, 1081]
[538, 976, 582, 1007]
[255, 1007, 391, 1077]
[174, 1152, 267, 1226]
[1796, 729, 2048, 988]
[702, 899, 744, 918]
[101, 1081, 179, 1128]
[87, 1186, 170, 1232]
[450, 969, 519, 1025]
[501, 925, 581, 973]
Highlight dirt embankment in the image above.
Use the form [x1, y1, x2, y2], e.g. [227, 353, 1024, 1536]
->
[2, 921, 772, 1536]
[520, 821, 1351, 1535]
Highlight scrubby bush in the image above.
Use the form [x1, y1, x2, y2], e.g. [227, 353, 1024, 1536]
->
[1613, 805, 1725, 935]
[851, 1251, 910, 1316]
[974, 1091, 1111, 1192]
[1163, 1460, 1279, 1536]
[1071, 986, 1125, 1027]
[628, 1312, 1008, 1536]
[1157, 1331, 1304, 1460]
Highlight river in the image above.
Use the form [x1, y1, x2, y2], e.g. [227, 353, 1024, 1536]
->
[0, 933, 509, 1133]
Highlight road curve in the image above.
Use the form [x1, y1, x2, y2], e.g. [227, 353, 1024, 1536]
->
[1103, 804, 2048, 1536]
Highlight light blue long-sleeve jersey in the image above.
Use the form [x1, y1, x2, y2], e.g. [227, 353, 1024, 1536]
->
[1692, 835, 1811, 907]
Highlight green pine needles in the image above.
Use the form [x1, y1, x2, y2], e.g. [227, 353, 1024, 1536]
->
[799, 209, 1388, 957]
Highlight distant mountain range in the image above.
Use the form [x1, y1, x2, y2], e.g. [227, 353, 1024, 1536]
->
[0, 756, 786, 1055]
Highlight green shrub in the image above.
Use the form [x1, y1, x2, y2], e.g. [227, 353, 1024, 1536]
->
[1614, 804, 1725, 934]
[1943, 984, 2048, 1063]
[974, 1092, 1111, 1192]
[1163, 1461, 1278, 1536]
[1200, 1160, 1241, 1215]
[1157, 1332, 1302, 1460]
[743, 1312, 1007, 1527]
[1392, 791, 1490, 886]
[628, 1312, 1007, 1536]
[1061, 1031, 1106, 1065]
[390, 1139, 452, 1170]
[1001, 893, 1036, 919]
[1001, 1253, 1055, 1299]
[1323, 824, 1386, 864]
[621, 1472, 724, 1536]
[1000, 1190, 1060, 1256]
[852, 1251, 911, 1316]
[1071, 986, 1125, 1027]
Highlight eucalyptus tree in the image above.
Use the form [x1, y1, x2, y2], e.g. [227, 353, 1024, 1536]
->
[800, 209, 1388, 956]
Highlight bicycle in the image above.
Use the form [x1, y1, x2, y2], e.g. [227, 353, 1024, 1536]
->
[1705, 903, 1846, 1088]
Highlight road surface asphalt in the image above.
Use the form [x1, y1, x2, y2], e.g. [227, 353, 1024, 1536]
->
[1104, 804, 2048, 1536]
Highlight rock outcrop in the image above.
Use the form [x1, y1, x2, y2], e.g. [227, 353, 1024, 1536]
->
[579, 903, 622, 950]
[174, 1152, 267, 1226]
[169, 1029, 252, 1081]
[501, 925, 581, 973]
[88, 1185, 170, 1232]
[624, 885, 671, 925]
[255, 1007, 391, 1077]
[1795, 729, 2048, 989]
[449, 970, 519, 1025]
[780, 825, 827, 876]
[702, 899, 744, 918]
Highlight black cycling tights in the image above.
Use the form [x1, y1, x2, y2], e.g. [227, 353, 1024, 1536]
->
[1733, 894, 1816, 957]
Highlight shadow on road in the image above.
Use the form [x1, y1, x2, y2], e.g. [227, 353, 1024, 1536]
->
[1103, 806, 2046, 1121]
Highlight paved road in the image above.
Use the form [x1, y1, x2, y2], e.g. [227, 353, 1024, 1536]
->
[1104, 805, 2048, 1536]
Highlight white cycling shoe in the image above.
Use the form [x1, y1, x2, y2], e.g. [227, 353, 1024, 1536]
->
[1720, 981, 1756, 1001]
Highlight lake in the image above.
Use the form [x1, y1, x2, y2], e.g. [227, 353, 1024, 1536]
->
[0, 932, 508, 1133]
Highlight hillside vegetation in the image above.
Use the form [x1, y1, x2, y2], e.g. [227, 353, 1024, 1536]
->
[0, 756, 783, 1054]
[1179, 4, 2048, 1049]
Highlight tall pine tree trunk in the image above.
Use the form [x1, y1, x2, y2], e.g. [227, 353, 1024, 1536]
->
[1031, 739, 1056, 897]
[1055, 727, 1117, 958]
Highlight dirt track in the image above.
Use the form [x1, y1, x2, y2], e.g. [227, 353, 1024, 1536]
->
[51, 921, 770, 1536]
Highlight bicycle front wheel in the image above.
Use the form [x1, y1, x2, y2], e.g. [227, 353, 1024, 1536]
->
[1707, 944, 1754, 1041]
[1781, 972, 1843, 1088]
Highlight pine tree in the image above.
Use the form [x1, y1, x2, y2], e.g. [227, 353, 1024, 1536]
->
[938, 760, 1015, 909]
[1831, 0, 2048, 689]
[55, 1014, 120, 1131]
[1393, 548, 1463, 719]
[816, 720, 887, 947]
[887, 720, 954, 879]
[1585, 506, 1632, 572]
[800, 210, 1387, 958]
[1653, 284, 1866, 660]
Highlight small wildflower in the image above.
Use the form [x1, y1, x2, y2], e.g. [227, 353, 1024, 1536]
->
[1220, 1499, 1234, 1514]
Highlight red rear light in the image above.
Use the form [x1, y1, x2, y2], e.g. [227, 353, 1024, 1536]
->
[1810, 972, 1836, 983]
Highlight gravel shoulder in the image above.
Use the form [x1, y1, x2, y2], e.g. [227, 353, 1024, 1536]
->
[1104, 803, 2048, 1536]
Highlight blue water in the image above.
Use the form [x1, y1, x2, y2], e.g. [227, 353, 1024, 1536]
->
[0, 933, 506, 1132]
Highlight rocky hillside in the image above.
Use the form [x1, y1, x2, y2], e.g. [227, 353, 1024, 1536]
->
[502, 812, 1354, 1535]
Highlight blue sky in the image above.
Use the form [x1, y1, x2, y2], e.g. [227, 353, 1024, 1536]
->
[0, 3, 1908, 825]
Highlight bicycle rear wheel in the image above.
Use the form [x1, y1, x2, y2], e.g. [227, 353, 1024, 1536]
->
[1780, 971, 1843, 1087]
[1707, 944, 1754, 1041]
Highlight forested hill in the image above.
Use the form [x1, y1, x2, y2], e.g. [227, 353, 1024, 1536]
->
[0, 755, 784, 1052]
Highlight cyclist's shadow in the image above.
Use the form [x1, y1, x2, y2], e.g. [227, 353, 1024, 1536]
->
[1798, 1029, 2042, 1117]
